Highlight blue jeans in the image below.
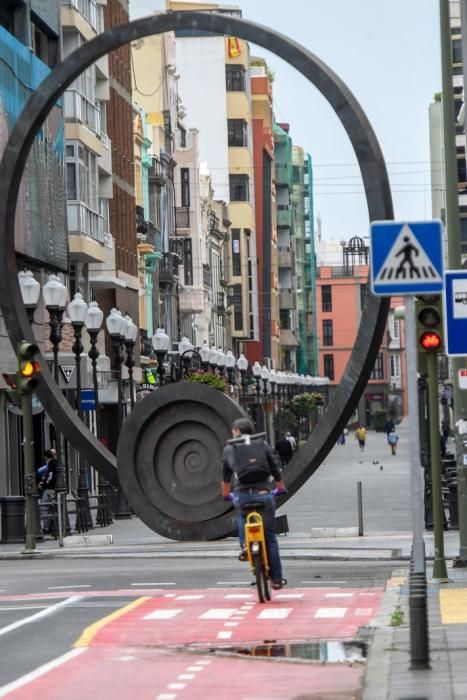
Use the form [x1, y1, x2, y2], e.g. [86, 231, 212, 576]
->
[233, 490, 283, 583]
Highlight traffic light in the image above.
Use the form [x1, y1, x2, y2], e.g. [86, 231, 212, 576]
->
[416, 295, 444, 353]
[17, 341, 41, 394]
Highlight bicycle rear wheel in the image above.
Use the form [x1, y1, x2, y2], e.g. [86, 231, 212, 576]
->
[252, 543, 269, 603]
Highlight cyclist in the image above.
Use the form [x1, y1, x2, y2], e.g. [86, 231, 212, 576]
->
[221, 417, 287, 590]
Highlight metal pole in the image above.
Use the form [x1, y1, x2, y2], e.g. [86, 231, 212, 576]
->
[427, 352, 448, 581]
[57, 491, 64, 547]
[21, 391, 36, 553]
[357, 481, 364, 536]
[441, 0, 467, 565]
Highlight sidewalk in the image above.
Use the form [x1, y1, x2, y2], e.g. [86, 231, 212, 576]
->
[363, 564, 467, 700]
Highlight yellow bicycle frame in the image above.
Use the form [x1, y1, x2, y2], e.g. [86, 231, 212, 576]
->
[244, 511, 269, 576]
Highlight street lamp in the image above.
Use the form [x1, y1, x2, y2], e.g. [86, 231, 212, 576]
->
[209, 344, 219, 373]
[43, 273, 68, 494]
[237, 353, 249, 399]
[152, 327, 170, 385]
[106, 308, 131, 520]
[178, 336, 194, 377]
[67, 292, 91, 526]
[225, 350, 236, 386]
[124, 315, 138, 410]
[199, 341, 211, 372]
[217, 349, 226, 378]
[85, 301, 104, 437]
[18, 270, 40, 323]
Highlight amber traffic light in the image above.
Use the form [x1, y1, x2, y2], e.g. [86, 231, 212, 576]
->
[17, 341, 41, 394]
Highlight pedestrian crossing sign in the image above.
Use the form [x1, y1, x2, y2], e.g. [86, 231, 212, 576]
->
[370, 220, 444, 296]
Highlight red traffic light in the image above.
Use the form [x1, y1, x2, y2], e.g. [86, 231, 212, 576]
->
[419, 330, 442, 351]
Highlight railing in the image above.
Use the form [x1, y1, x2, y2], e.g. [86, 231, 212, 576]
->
[175, 207, 190, 229]
[64, 90, 101, 134]
[275, 164, 291, 185]
[62, 0, 98, 32]
[67, 202, 105, 243]
[159, 253, 177, 285]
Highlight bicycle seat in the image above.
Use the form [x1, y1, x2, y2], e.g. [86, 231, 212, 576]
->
[241, 501, 265, 513]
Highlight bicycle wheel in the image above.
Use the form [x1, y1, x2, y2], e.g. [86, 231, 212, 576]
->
[252, 543, 268, 603]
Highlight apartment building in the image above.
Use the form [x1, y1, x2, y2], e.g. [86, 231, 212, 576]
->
[167, 0, 259, 353]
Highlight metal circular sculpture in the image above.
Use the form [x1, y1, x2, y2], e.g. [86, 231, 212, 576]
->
[118, 383, 244, 539]
[0, 12, 392, 540]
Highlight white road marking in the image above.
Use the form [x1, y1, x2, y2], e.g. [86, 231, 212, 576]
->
[224, 622, 239, 627]
[199, 608, 237, 620]
[178, 674, 195, 680]
[301, 582, 345, 585]
[217, 630, 232, 639]
[0, 606, 48, 611]
[257, 608, 292, 620]
[195, 660, 212, 665]
[315, 607, 347, 618]
[275, 594, 304, 599]
[168, 683, 186, 689]
[175, 595, 204, 600]
[186, 666, 203, 672]
[157, 695, 177, 700]
[216, 581, 251, 585]
[47, 585, 91, 590]
[132, 582, 175, 586]
[325, 592, 354, 598]
[143, 609, 182, 620]
[224, 594, 254, 599]
[0, 648, 86, 698]
[0, 596, 81, 637]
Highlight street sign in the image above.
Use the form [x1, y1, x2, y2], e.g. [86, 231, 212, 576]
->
[80, 389, 96, 411]
[444, 270, 467, 356]
[370, 220, 443, 296]
[458, 369, 467, 390]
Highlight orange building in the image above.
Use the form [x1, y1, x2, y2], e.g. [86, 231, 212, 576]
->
[316, 238, 407, 426]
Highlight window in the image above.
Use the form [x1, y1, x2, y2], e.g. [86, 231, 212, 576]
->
[321, 285, 332, 312]
[183, 238, 193, 285]
[226, 64, 246, 91]
[370, 352, 384, 380]
[229, 174, 249, 201]
[181, 168, 190, 207]
[452, 38, 463, 64]
[280, 309, 291, 329]
[232, 229, 241, 276]
[323, 354, 334, 381]
[458, 156, 467, 186]
[322, 319, 333, 346]
[360, 283, 368, 310]
[389, 315, 400, 341]
[65, 141, 97, 210]
[233, 283, 243, 331]
[227, 119, 248, 147]
[390, 354, 401, 379]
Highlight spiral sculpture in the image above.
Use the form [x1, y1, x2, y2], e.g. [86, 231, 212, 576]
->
[0, 12, 392, 541]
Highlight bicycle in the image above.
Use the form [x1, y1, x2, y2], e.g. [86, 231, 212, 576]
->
[241, 500, 271, 603]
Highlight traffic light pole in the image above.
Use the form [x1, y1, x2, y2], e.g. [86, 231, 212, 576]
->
[20, 390, 36, 553]
[427, 352, 448, 581]
[441, 0, 467, 566]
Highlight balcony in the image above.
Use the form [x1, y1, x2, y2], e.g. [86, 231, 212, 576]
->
[67, 201, 105, 242]
[149, 156, 165, 186]
[276, 204, 292, 228]
[279, 288, 296, 310]
[179, 287, 204, 313]
[275, 163, 291, 186]
[61, 0, 99, 31]
[175, 206, 190, 230]
[147, 221, 162, 253]
[64, 89, 101, 134]
[158, 253, 178, 285]
[278, 246, 294, 268]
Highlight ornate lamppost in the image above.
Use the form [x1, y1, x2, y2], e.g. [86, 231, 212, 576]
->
[67, 292, 92, 526]
[106, 308, 131, 519]
[225, 350, 236, 387]
[217, 349, 226, 379]
[124, 315, 138, 410]
[18, 270, 40, 323]
[152, 327, 170, 385]
[209, 345, 219, 373]
[237, 353, 248, 403]
[178, 336, 194, 378]
[43, 273, 68, 494]
[199, 341, 210, 372]
[252, 361, 262, 430]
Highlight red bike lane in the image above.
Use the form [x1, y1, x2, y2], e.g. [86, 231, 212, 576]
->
[0, 586, 383, 699]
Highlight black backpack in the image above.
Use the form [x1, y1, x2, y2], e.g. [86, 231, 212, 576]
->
[231, 435, 271, 484]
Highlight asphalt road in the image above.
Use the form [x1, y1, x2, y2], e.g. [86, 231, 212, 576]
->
[0, 557, 396, 689]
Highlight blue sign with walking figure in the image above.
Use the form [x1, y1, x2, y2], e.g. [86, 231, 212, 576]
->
[370, 220, 444, 296]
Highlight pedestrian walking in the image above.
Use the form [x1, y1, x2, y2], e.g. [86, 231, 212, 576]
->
[355, 424, 367, 451]
[285, 431, 296, 452]
[275, 434, 293, 467]
[36, 449, 58, 534]
[384, 417, 395, 443]
[388, 429, 399, 456]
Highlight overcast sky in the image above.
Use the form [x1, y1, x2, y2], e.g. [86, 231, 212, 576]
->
[129, 1, 442, 242]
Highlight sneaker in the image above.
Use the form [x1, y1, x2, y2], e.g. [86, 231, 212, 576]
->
[238, 546, 248, 561]
[272, 578, 287, 590]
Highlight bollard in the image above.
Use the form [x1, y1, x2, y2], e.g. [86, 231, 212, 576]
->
[409, 542, 430, 670]
[357, 481, 364, 536]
